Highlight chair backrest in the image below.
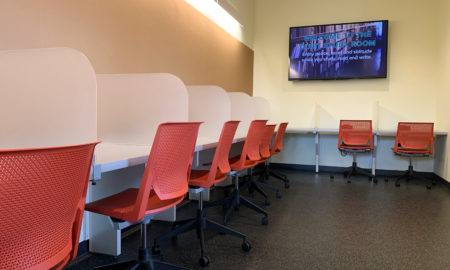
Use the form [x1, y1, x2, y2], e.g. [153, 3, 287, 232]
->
[132, 122, 201, 222]
[205, 121, 240, 185]
[394, 122, 434, 153]
[0, 142, 99, 270]
[260, 124, 276, 159]
[234, 120, 268, 170]
[270, 122, 289, 155]
[338, 120, 373, 149]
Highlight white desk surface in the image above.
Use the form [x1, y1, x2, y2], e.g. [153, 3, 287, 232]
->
[286, 128, 447, 136]
[94, 136, 246, 176]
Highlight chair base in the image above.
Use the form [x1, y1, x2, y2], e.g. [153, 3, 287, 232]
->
[389, 165, 436, 189]
[94, 224, 188, 270]
[250, 165, 283, 200]
[331, 162, 377, 184]
[205, 174, 269, 226]
[94, 258, 187, 270]
[152, 194, 251, 267]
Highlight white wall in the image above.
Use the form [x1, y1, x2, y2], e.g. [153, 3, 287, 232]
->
[228, 0, 255, 49]
[253, 0, 447, 176]
[435, 0, 450, 180]
[253, 0, 440, 130]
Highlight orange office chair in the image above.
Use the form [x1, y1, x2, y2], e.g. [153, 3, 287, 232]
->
[390, 122, 435, 189]
[85, 122, 201, 270]
[152, 121, 251, 267]
[333, 120, 377, 183]
[0, 142, 99, 270]
[266, 122, 290, 188]
[248, 124, 282, 204]
[206, 120, 269, 226]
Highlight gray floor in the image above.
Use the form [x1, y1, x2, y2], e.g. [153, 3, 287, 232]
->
[66, 170, 450, 270]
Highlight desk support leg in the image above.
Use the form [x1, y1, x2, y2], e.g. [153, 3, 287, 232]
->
[372, 134, 377, 176]
[315, 132, 319, 173]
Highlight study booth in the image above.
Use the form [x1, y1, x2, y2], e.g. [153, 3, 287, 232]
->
[1, 47, 447, 269]
[280, 101, 447, 177]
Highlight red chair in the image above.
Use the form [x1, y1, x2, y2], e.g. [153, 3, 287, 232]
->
[207, 120, 269, 226]
[391, 122, 435, 189]
[335, 120, 377, 183]
[0, 142, 99, 270]
[267, 122, 290, 188]
[85, 122, 201, 270]
[248, 124, 282, 204]
[151, 121, 251, 267]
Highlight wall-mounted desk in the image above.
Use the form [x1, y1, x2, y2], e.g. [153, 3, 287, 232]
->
[285, 128, 447, 174]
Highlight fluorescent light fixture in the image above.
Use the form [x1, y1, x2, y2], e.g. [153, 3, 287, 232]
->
[185, 0, 242, 39]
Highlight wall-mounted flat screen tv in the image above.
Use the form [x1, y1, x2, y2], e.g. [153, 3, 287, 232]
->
[289, 20, 388, 80]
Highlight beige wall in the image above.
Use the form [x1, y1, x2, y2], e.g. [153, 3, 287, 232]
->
[253, 0, 441, 130]
[228, 0, 255, 49]
[435, 0, 450, 179]
[0, 0, 254, 94]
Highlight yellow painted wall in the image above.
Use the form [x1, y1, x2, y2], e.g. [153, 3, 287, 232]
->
[435, 0, 450, 179]
[253, 0, 441, 130]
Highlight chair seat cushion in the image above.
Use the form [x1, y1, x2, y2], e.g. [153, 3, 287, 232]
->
[85, 188, 184, 222]
[189, 169, 227, 188]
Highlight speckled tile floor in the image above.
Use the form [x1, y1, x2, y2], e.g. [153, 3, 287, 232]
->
[65, 170, 450, 270]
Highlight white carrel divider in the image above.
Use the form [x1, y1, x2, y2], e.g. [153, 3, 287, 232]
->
[186, 85, 233, 198]
[91, 73, 188, 256]
[0, 47, 97, 245]
[187, 85, 231, 141]
[228, 92, 255, 138]
[253, 96, 271, 120]
[0, 47, 97, 149]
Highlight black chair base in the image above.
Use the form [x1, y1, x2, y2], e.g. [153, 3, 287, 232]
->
[267, 162, 290, 189]
[205, 174, 269, 226]
[152, 192, 251, 267]
[389, 165, 436, 189]
[94, 224, 188, 270]
[331, 161, 377, 184]
[250, 165, 283, 200]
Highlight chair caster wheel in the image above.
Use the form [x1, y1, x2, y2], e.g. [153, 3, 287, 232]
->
[241, 241, 251, 252]
[373, 179, 378, 184]
[264, 199, 271, 206]
[347, 180, 351, 184]
[152, 245, 161, 255]
[276, 191, 282, 199]
[199, 256, 210, 267]
[261, 216, 269, 225]
[330, 175, 334, 179]
[395, 183, 400, 187]
[426, 185, 432, 190]
[284, 183, 290, 189]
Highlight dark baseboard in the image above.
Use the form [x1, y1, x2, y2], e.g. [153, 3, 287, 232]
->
[270, 163, 450, 188]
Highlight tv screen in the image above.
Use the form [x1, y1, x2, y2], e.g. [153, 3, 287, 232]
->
[289, 20, 388, 80]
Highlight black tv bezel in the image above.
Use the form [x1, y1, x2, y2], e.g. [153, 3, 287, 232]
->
[288, 19, 389, 81]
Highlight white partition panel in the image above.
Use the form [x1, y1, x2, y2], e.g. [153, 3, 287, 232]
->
[228, 92, 255, 138]
[92, 73, 188, 255]
[97, 73, 188, 144]
[315, 100, 378, 130]
[0, 47, 97, 245]
[187, 85, 231, 140]
[0, 47, 97, 149]
[253, 96, 271, 120]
